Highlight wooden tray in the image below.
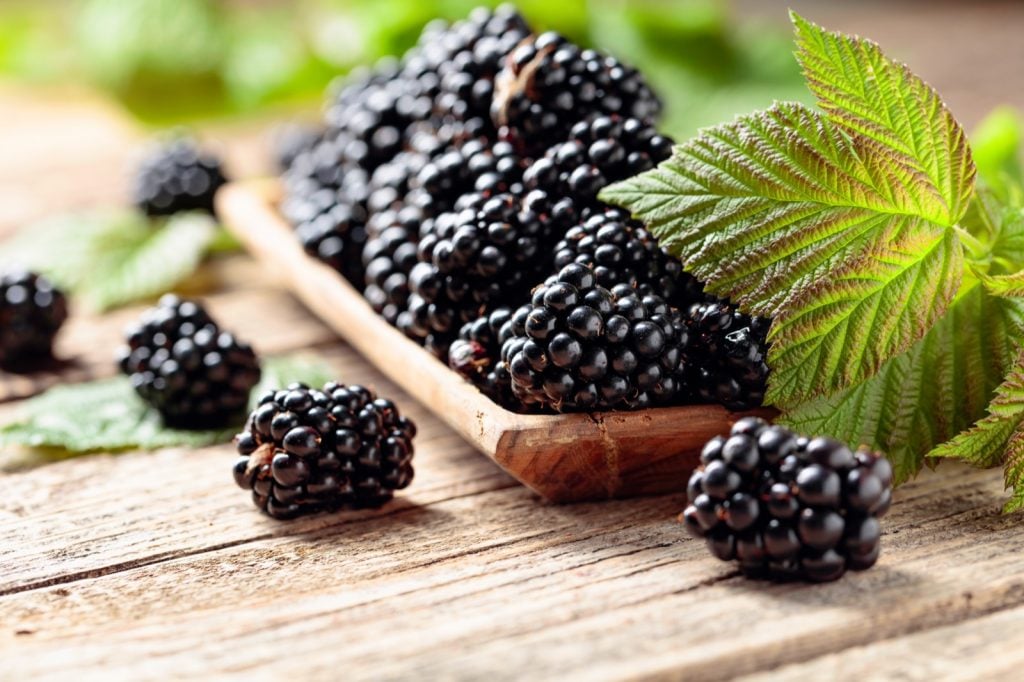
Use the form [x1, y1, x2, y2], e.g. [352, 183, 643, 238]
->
[217, 180, 769, 502]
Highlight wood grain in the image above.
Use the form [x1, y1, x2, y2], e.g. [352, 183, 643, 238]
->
[218, 180, 771, 502]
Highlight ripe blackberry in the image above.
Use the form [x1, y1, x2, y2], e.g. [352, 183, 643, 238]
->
[362, 206, 423, 324]
[132, 138, 228, 217]
[0, 270, 68, 369]
[681, 418, 893, 582]
[683, 301, 770, 410]
[553, 207, 704, 306]
[285, 184, 369, 288]
[426, 5, 532, 133]
[524, 115, 673, 205]
[232, 382, 416, 519]
[271, 123, 322, 173]
[448, 304, 529, 409]
[493, 32, 662, 155]
[502, 263, 686, 412]
[117, 295, 261, 428]
[402, 190, 575, 357]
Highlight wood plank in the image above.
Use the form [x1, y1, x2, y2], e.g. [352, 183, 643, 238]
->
[736, 604, 1024, 681]
[0, 464, 1018, 680]
[0, 257, 338, 404]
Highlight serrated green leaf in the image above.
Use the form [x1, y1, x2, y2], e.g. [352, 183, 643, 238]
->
[0, 354, 337, 456]
[767, 226, 961, 406]
[0, 210, 217, 312]
[782, 285, 1024, 483]
[791, 12, 975, 222]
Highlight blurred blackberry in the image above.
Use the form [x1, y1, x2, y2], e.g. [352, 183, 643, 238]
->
[0, 270, 68, 369]
[413, 139, 527, 210]
[502, 263, 686, 412]
[401, 190, 576, 358]
[132, 138, 228, 217]
[683, 301, 770, 410]
[425, 5, 532, 134]
[682, 418, 893, 582]
[553, 207, 705, 306]
[362, 206, 424, 324]
[118, 295, 261, 429]
[287, 187, 369, 288]
[233, 382, 416, 520]
[524, 115, 673, 205]
[493, 32, 662, 155]
[271, 123, 322, 173]
[449, 304, 530, 409]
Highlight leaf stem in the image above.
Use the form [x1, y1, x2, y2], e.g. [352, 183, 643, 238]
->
[954, 225, 990, 262]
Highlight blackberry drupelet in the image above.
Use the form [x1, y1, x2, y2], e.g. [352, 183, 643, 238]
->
[683, 301, 771, 410]
[448, 304, 529, 408]
[232, 382, 416, 519]
[0, 270, 68, 369]
[132, 138, 228, 217]
[502, 263, 686, 412]
[553, 207, 703, 304]
[493, 32, 662, 155]
[681, 418, 893, 582]
[402, 190, 575, 358]
[117, 295, 261, 428]
[524, 115, 673, 205]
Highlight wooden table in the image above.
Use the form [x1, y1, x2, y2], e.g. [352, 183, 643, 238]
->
[3, 5, 1024, 678]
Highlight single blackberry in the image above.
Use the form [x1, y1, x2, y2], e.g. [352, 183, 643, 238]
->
[402, 190, 575, 358]
[524, 115, 673, 205]
[232, 381, 416, 519]
[117, 295, 261, 428]
[362, 206, 423, 324]
[683, 301, 770, 410]
[682, 418, 893, 582]
[285, 184, 369, 288]
[493, 32, 662, 155]
[553, 207, 705, 306]
[271, 123, 322, 173]
[0, 270, 68, 369]
[448, 304, 530, 409]
[132, 138, 228, 217]
[502, 263, 686, 412]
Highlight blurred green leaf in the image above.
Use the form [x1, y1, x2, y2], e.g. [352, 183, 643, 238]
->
[0, 210, 218, 311]
[972, 107, 1024, 205]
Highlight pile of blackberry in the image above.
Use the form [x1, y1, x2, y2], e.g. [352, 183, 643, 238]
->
[682, 418, 892, 582]
[280, 5, 771, 414]
[117, 295, 261, 428]
[232, 382, 416, 519]
[0, 270, 68, 370]
[132, 138, 228, 217]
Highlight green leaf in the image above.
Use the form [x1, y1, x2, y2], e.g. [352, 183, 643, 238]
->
[783, 284, 1024, 484]
[0, 354, 338, 455]
[767, 227, 961, 405]
[0, 210, 218, 311]
[791, 11, 975, 222]
[970, 106, 1023, 204]
[0, 378, 234, 452]
[1004, 427, 1024, 513]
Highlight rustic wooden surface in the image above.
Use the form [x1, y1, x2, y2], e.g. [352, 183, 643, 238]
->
[3, 4, 1024, 679]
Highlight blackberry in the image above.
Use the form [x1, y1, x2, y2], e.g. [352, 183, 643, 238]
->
[0, 270, 68, 369]
[117, 295, 261, 428]
[232, 382, 416, 519]
[683, 301, 770, 410]
[285, 184, 369, 287]
[448, 304, 530, 409]
[681, 418, 893, 582]
[271, 123, 322, 173]
[493, 32, 662, 155]
[132, 138, 228, 217]
[502, 263, 686, 412]
[524, 115, 673, 205]
[402, 190, 574, 357]
[553, 207, 704, 305]
[427, 5, 532, 133]
[362, 207, 423, 324]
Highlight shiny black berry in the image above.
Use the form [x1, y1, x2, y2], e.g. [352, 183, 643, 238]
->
[233, 381, 416, 519]
[0, 270, 68, 369]
[117, 295, 260, 428]
[681, 419, 892, 582]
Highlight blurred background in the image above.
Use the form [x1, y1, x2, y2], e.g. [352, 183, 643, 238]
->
[1, 0, 1022, 236]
